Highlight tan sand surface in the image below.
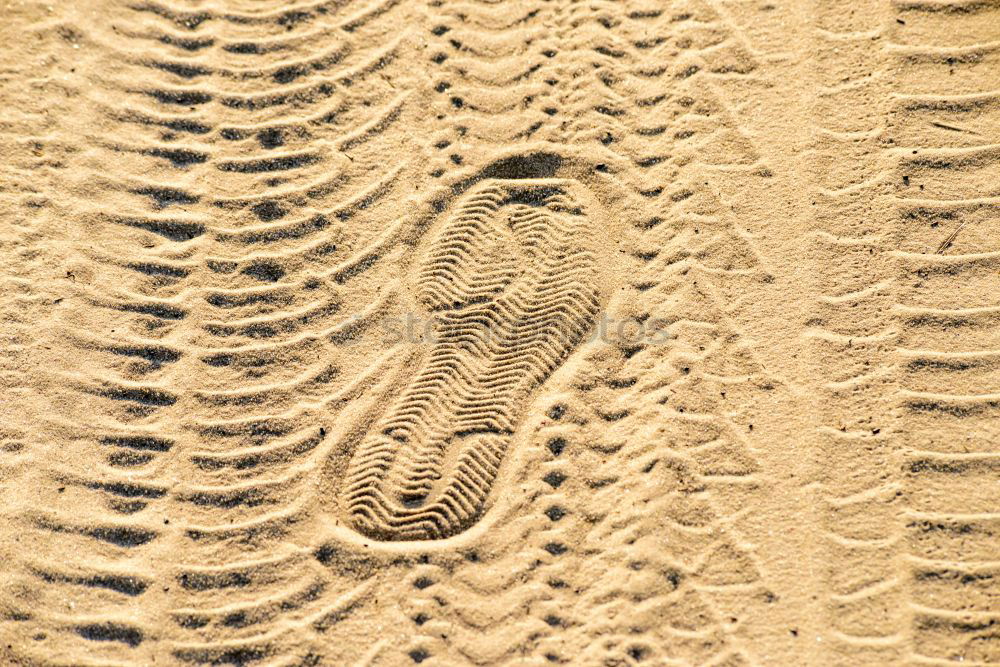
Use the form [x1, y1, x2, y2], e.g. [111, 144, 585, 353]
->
[0, 0, 998, 664]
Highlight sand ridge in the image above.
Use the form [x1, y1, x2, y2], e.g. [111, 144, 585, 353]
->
[0, 0, 998, 664]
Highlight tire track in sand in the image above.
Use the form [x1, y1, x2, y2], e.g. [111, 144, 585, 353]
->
[890, 1, 1000, 663]
[3, 0, 427, 663]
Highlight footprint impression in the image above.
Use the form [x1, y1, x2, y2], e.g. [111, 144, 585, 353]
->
[341, 155, 607, 540]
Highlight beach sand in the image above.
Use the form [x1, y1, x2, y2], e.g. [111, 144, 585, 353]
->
[0, 0, 998, 664]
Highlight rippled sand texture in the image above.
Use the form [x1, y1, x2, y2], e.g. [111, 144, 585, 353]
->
[0, 0, 998, 665]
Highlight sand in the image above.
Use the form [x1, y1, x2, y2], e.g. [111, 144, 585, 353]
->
[0, 0, 997, 664]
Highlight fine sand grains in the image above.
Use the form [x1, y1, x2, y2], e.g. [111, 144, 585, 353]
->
[0, 0, 998, 665]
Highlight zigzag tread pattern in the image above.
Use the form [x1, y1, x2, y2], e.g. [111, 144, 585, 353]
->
[343, 180, 602, 541]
